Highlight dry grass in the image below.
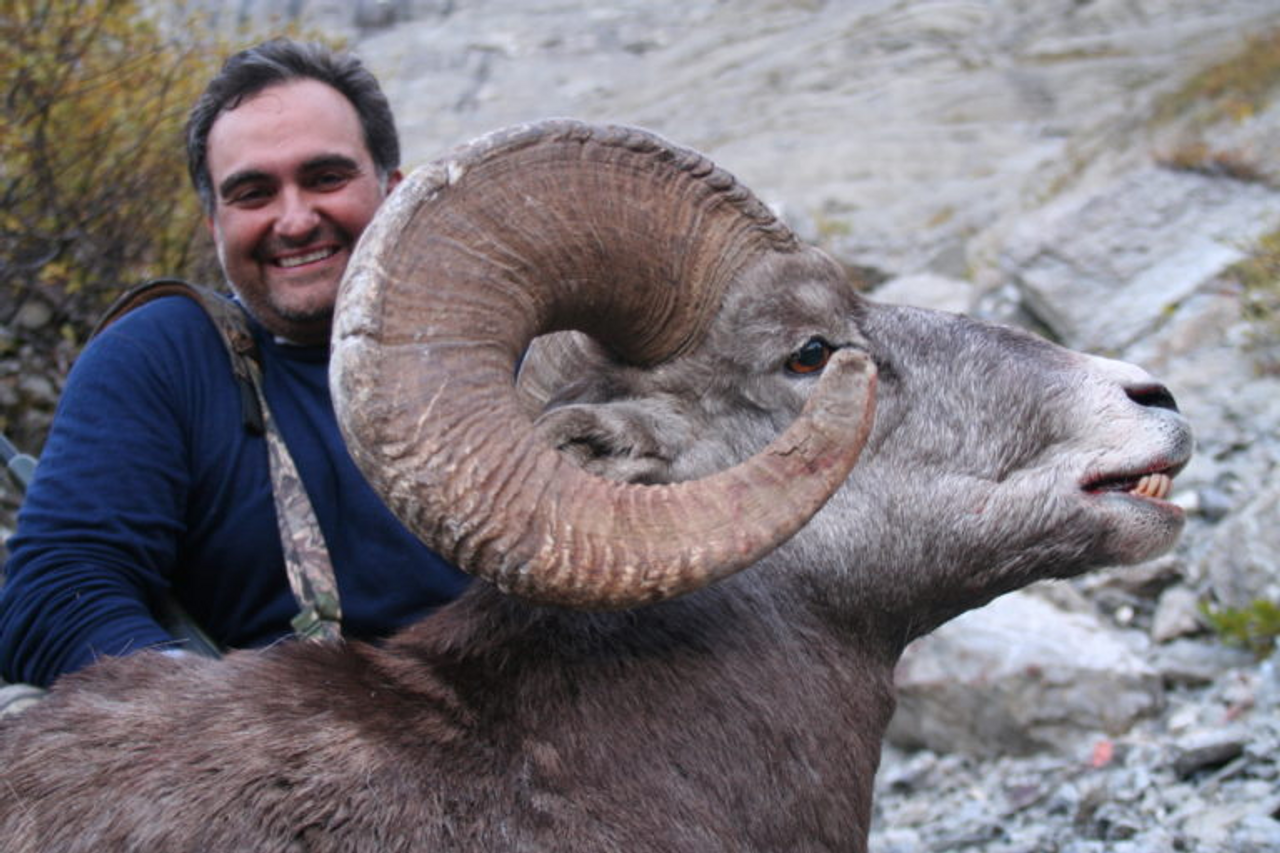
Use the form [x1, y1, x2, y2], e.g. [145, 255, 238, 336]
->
[1154, 142, 1272, 184]
[1227, 227, 1280, 371]
[1153, 29, 1280, 128]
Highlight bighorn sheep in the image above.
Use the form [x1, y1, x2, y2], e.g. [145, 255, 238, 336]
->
[0, 120, 1191, 852]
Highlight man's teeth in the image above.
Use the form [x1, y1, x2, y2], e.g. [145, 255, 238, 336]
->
[277, 248, 336, 268]
[1131, 473, 1172, 500]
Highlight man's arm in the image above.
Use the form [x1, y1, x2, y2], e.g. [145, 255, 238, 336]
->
[0, 303, 202, 687]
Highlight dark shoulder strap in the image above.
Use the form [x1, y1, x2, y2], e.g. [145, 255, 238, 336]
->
[91, 279, 342, 648]
[92, 279, 264, 436]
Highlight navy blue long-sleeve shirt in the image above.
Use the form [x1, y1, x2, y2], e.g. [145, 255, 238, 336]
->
[0, 294, 469, 687]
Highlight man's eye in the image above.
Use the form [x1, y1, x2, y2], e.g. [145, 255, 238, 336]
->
[228, 187, 270, 205]
[313, 171, 350, 189]
[785, 337, 835, 375]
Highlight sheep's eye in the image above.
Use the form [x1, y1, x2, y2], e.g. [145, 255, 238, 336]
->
[785, 338, 834, 375]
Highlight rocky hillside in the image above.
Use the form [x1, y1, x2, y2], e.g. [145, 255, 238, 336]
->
[6, 0, 1280, 849]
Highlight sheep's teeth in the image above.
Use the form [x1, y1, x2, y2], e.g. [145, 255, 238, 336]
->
[1131, 473, 1171, 500]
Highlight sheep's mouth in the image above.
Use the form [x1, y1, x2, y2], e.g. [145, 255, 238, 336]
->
[1084, 466, 1181, 502]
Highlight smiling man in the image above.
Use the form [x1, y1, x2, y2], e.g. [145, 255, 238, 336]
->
[203, 76, 396, 344]
[0, 40, 469, 688]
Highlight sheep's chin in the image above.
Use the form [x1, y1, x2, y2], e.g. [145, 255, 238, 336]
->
[1088, 490, 1186, 566]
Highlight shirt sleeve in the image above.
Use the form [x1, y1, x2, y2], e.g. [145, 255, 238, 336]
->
[0, 300, 203, 687]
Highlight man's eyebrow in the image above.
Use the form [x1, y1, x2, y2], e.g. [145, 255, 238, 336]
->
[218, 169, 273, 201]
[301, 154, 361, 174]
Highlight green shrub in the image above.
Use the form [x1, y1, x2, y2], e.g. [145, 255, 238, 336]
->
[1201, 599, 1280, 659]
[2, 0, 234, 344]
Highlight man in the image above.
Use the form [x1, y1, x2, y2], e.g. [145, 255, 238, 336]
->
[0, 39, 469, 688]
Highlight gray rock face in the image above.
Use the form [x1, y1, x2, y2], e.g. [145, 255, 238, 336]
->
[349, 0, 1280, 276]
[999, 166, 1280, 353]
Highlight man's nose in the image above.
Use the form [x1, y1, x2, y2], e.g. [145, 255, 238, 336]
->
[274, 188, 321, 240]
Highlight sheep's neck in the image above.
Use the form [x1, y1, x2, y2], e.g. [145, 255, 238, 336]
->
[378, 580, 896, 851]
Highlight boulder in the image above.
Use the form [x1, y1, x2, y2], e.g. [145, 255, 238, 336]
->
[872, 273, 975, 314]
[888, 591, 1163, 757]
[1198, 477, 1280, 608]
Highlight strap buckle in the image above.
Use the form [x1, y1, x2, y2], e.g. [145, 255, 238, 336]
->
[290, 591, 343, 643]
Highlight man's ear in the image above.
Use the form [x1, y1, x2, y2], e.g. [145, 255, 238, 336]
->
[385, 168, 404, 194]
[534, 401, 677, 485]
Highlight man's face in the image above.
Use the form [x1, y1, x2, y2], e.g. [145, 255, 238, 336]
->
[205, 78, 400, 344]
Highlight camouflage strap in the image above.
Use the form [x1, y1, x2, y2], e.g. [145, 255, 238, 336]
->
[94, 279, 343, 646]
[244, 360, 343, 643]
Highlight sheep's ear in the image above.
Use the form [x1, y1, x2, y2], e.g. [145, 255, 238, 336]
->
[535, 401, 677, 485]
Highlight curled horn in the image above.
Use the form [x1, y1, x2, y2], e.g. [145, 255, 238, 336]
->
[332, 119, 877, 608]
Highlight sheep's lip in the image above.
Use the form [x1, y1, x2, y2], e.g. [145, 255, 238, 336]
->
[1082, 460, 1186, 504]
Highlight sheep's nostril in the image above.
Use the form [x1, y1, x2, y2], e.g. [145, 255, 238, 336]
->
[1126, 383, 1179, 413]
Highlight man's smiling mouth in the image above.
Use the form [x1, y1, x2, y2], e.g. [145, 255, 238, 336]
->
[275, 247, 338, 269]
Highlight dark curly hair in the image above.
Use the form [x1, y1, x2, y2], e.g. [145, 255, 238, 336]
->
[185, 38, 400, 212]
